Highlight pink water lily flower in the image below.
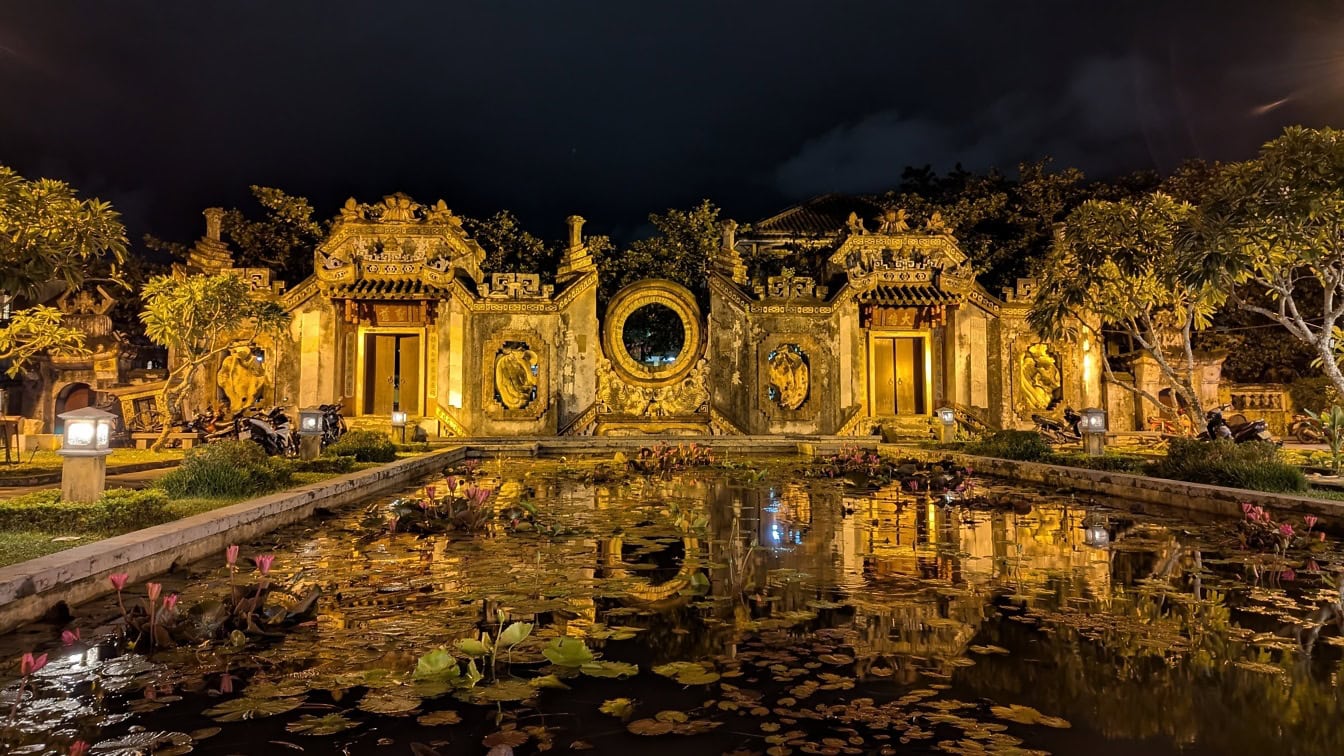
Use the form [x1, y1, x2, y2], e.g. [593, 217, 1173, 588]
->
[61, 629, 81, 646]
[69, 741, 90, 756]
[225, 544, 240, 566]
[445, 476, 461, 493]
[146, 582, 162, 603]
[20, 652, 47, 676]
[1304, 515, 1319, 530]
[1241, 502, 1254, 515]
[425, 485, 437, 500]
[219, 672, 234, 694]
[255, 554, 275, 576]
[162, 594, 179, 612]
[1279, 523, 1295, 539]
[108, 573, 129, 591]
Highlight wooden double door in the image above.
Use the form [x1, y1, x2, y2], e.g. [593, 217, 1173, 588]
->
[362, 333, 421, 416]
[871, 335, 928, 416]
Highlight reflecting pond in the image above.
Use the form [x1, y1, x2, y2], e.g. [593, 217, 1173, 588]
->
[3, 454, 1344, 755]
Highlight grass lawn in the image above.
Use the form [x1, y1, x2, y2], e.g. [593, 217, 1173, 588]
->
[0, 462, 395, 568]
[0, 448, 183, 479]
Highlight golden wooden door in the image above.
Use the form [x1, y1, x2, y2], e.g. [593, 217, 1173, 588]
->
[872, 336, 926, 416]
[363, 333, 421, 415]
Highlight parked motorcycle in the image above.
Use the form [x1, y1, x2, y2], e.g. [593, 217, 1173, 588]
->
[1200, 405, 1274, 444]
[227, 406, 297, 456]
[1032, 407, 1083, 444]
[318, 403, 347, 448]
[1289, 413, 1326, 444]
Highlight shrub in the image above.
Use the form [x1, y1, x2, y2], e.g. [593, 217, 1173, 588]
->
[294, 455, 358, 474]
[964, 431, 1052, 462]
[0, 488, 171, 533]
[325, 430, 397, 463]
[1152, 438, 1307, 493]
[1289, 376, 1339, 415]
[1046, 452, 1149, 474]
[157, 440, 293, 498]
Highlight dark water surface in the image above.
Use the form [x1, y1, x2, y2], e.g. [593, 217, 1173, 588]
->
[3, 456, 1343, 755]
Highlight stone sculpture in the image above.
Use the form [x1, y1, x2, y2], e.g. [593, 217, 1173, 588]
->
[494, 345, 540, 410]
[218, 345, 268, 414]
[768, 346, 809, 410]
[1017, 343, 1060, 411]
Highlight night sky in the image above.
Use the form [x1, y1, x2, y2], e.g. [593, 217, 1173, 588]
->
[3, 1, 1343, 245]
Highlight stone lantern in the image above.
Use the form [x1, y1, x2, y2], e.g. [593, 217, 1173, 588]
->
[297, 407, 323, 461]
[935, 406, 957, 443]
[57, 406, 116, 503]
[1080, 407, 1107, 456]
[391, 410, 408, 444]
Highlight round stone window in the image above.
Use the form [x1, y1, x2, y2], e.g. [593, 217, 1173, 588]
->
[621, 303, 686, 368]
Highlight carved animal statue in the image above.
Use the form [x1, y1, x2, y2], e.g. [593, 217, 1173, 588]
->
[217, 346, 269, 415]
[494, 347, 539, 410]
[768, 348, 810, 410]
[1017, 343, 1060, 411]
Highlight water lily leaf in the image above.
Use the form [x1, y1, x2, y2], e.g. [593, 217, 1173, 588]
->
[457, 638, 492, 658]
[286, 713, 359, 735]
[91, 731, 193, 755]
[417, 709, 463, 726]
[627, 718, 675, 736]
[543, 636, 595, 667]
[483, 729, 529, 748]
[655, 710, 689, 723]
[475, 679, 537, 702]
[530, 674, 571, 690]
[204, 696, 303, 722]
[415, 649, 463, 681]
[499, 621, 534, 648]
[580, 661, 639, 678]
[599, 697, 637, 719]
[358, 690, 422, 715]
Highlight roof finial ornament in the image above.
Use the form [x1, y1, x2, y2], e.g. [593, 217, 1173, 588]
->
[877, 208, 909, 234]
[846, 211, 866, 235]
[925, 211, 950, 234]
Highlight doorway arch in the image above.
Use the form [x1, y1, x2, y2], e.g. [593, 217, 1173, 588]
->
[54, 382, 94, 434]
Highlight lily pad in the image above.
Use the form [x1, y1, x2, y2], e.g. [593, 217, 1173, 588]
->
[286, 713, 360, 735]
[203, 696, 303, 722]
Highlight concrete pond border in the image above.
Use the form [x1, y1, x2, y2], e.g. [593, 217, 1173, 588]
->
[884, 444, 1344, 522]
[3, 434, 1340, 634]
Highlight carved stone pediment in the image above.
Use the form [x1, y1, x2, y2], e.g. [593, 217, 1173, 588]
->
[316, 193, 487, 287]
[754, 276, 827, 301]
[485, 273, 553, 300]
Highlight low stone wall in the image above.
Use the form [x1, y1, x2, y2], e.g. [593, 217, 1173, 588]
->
[0, 446, 464, 633]
[886, 445, 1344, 521]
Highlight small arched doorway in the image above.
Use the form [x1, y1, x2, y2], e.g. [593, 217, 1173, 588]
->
[55, 382, 94, 434]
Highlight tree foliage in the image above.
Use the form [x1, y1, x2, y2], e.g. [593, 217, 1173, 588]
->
[0, 306, 88, 377]
[1031, 192, 1224, 426]
[462, 210, 557, 275]
[139, 273, 289, 450]
[597, 200, 721, 305]
[0, 165, 128, 300]
[1198, 126, 1344, 400]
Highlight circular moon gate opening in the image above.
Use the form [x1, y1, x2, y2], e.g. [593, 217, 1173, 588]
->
[621, 303, 685, 368]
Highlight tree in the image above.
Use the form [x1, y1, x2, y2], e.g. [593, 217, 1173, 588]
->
[144, 186, 325, 284]
[0, 165, 128, 299]
[462, 210, 558, 275]
[0, 306, 88, 377]
[139, 273, 289, 451]
[598, 200, 721, 304]
[0, 165, 128, 376]
[1198, 126, 1344, 401]
[1031, 192, 1225, 429]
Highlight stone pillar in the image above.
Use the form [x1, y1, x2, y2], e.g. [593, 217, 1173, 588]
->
[299, 434, 321, 461]
[557, 215, 596, 283]
[713, 220, 748, 286]
[204, 207, 224, 241]
[60, 453, 108, 504]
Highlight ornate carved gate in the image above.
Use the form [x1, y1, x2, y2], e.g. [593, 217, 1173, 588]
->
[590, 280, 713, 435]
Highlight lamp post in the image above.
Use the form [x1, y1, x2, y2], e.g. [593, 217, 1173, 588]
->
[1081, 407, 1107, 456]
[297, 406, 323, 461]
[57, 406, 115, 503]
[935, 406, 957, 443]
[391, 410, 408, 444]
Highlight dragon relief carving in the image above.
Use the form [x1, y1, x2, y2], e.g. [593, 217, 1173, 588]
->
[597, 357, 710, 417]
[1017, 343, 1061, 412]
[767, 345, 810, 411]
[494, 344, 540, 410]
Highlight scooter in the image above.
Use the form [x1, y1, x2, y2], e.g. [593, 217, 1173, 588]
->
[238, 407, 297, 456]
[1201, 405, 1274, 444]
[319, 403, 347, 448]
[1289, 413, 1326, 444]
[1032, 407, 1083, 444]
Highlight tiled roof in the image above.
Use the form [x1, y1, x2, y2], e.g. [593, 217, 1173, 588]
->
[859, 284, 958, 306]
[750, 194, 887, 236]
[327, 279, 449, 300]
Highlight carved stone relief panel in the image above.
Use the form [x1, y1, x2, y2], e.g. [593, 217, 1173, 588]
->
[759, 334, 823, 421]
[1016, 342, 1062, 415]
[483, 331, 548, 421]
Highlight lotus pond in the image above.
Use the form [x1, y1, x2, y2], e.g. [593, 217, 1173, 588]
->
[3, 451, 1344, 756]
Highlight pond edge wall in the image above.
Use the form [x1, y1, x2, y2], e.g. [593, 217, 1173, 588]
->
[0, 446, 467, 634]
